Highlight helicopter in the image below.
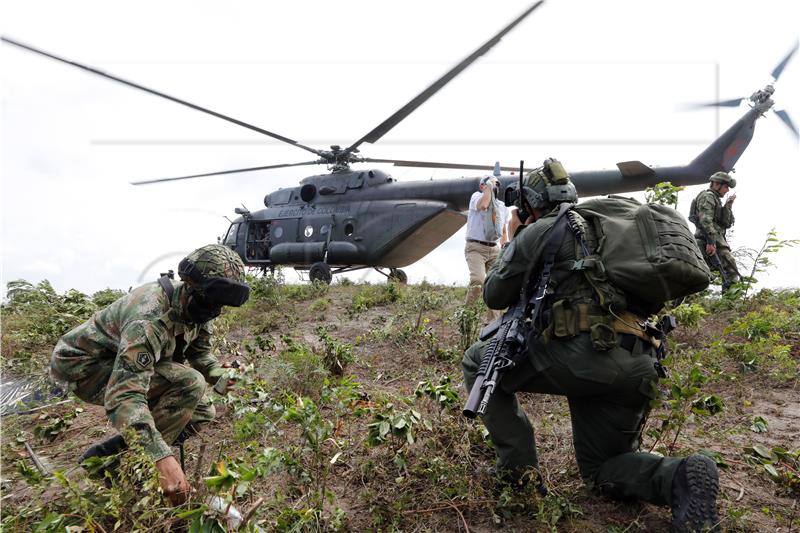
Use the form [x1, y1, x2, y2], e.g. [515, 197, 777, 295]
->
[2, 7, 795, 285]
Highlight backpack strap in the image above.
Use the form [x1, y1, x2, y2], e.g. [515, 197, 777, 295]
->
[527, 203, 573, 331]
[158, 275, 175, 303]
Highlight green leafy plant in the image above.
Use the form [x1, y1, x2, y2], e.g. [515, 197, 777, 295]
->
[736, 228, 799, 298]
[750, 416, 769, 433]
[348, 282, 402, 316]
[645, 181, 685, 208]
[647, 358, 722, 453]
[317, 326, 354, 376]
[671, 302, 707, 329]
[415, 375, 460, 411]
[33, 408, 83, 442]
[367, 402, 431, 469]
[744, 444, 800, 495]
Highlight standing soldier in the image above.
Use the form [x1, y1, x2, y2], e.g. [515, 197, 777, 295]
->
[50, 244, 250, 505]
[463, 160, 721, 533]
[689, 171, 741, 291]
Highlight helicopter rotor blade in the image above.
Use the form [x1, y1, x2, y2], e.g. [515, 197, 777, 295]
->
[1, 36, 323, 158]
[683, 97, 746, 110]
[770, 40, 799, 81]
[344, 0, 545, 154]
[774, 109, 799, 140]
[363, 158, 533, 173]
[130, 160, 322, 186]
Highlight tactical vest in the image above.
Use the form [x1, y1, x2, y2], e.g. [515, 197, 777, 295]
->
[689, 190, 733, 230]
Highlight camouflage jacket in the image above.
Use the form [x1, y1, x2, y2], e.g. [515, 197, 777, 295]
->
[51, 280, 220, 461]
[691, 188, 735, 248]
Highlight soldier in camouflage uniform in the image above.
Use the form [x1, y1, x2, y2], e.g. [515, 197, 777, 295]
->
[690, 171, 741, 291]
[50, 244, 250, 504]
[462, 160, 720, 532]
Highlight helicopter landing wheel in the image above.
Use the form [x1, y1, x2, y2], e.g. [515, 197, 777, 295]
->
[309, 262, 333, 285]
[388, 268, 408, 284]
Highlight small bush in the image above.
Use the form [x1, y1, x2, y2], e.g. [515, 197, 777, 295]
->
[672, 302, 707, 329]
[348, 283, 403, 315]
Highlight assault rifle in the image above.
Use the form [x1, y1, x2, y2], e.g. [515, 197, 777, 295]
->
[463, 300, 528, 419]
[690, 218, 728, 287]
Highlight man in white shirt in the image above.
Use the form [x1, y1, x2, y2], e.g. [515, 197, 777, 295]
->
[465, 175, 509, 312]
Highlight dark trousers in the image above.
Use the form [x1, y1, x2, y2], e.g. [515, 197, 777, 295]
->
[462, 332, 681, 506]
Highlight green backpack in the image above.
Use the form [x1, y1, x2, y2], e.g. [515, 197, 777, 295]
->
[571, 195, 711, 308]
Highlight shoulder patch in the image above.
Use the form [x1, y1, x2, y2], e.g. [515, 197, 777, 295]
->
[136, 351, 154, 369]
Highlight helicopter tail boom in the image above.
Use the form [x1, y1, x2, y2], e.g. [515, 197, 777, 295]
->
[567, 104, 763, 197]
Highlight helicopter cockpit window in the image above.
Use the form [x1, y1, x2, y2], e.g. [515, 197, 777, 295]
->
[224, 223, 240, 245]
[269, 189, 292, 205]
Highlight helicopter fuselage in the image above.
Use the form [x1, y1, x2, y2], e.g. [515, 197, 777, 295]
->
[223, 168, 480, 271]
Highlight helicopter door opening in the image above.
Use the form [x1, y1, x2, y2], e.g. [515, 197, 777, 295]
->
[245, 221, 271, 261]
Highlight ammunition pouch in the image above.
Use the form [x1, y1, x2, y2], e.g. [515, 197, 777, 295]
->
[716, 205, 734, 229]
[543, 300, 659, 352]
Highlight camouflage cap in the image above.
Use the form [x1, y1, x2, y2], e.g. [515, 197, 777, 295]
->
[709, 171, 736, 188]
[179, 244, 246, 284]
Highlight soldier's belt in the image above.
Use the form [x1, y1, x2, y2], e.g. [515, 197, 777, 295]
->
[547, 301, 659, 349]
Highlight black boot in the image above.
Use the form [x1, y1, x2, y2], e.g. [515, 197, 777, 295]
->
[670, 455, 720, 533]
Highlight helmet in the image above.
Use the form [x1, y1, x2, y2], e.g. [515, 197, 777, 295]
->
[709, 171, 736, 188]
[180, 244, 246, 284]
[178, 245, 250, 322]
[520, 158, 578, 210]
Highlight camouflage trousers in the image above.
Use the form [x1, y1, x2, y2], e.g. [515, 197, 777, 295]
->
[55, 359, 215, 447]
[696, 240, 741, 290]
[463, 332, 682, 506]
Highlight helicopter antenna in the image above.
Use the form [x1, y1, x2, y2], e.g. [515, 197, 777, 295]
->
[343, 0, 545, 154]
[0, 36, 324, 157]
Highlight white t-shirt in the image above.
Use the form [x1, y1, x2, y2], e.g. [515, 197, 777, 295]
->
[466, 191, 508, 242]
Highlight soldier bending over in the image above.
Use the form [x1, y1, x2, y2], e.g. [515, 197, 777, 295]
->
[50, 244, 250, 505]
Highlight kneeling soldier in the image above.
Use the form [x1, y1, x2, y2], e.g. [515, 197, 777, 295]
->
[50, 244, 250, 505]
[463, 160, 720, 532]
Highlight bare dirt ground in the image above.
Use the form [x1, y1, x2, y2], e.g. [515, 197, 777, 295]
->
[2, 283, 798, 531]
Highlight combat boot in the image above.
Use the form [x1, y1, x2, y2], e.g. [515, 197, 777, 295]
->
[670, 455, 720, 533]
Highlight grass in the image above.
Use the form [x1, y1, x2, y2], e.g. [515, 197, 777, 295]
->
[1, 281, 799, 532]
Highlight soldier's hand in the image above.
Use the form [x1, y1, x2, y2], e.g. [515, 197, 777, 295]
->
[705, 243, 717, 256]
[155, 455, 192, 506]
[726, 193, 736, 206]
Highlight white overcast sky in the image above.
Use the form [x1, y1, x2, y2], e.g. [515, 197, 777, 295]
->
[1, 0, 799, 295]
